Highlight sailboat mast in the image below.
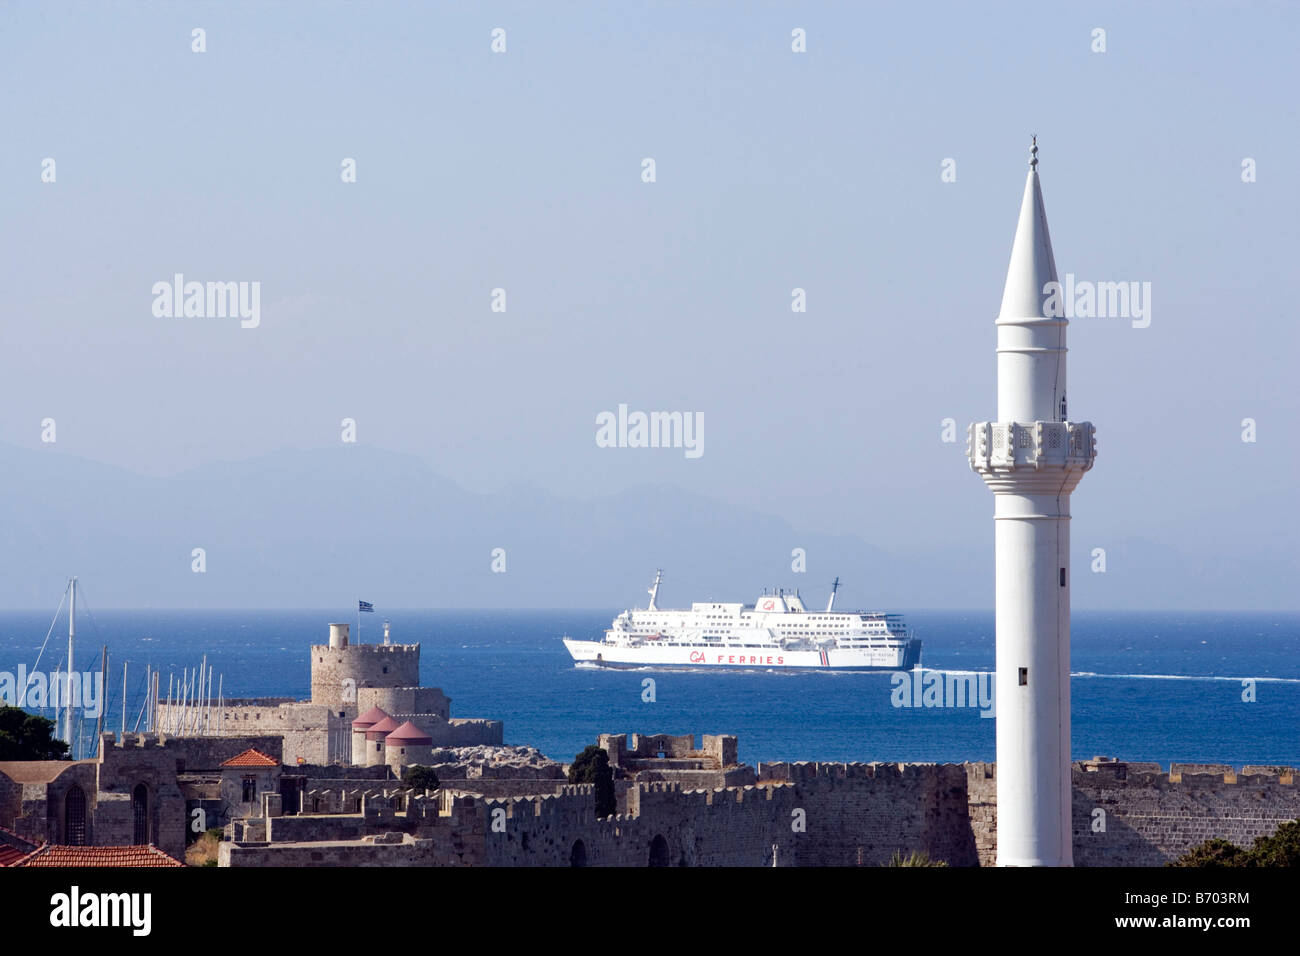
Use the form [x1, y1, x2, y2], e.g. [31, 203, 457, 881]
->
[66, 578, 76, 747]
[94, 646, 107, 755]
[53, 663, 61, 749]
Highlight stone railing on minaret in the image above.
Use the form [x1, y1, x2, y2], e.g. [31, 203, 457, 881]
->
[967, 421, 1096, 492]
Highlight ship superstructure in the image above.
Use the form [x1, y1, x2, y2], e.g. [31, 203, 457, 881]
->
[563, 571, 921, 671]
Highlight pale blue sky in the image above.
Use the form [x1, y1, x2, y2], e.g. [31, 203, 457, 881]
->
[1, 1, 1296, 607]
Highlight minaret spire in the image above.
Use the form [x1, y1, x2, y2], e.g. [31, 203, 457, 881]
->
[997, 139, 1063, 423]
[967, 142, 1097, 867]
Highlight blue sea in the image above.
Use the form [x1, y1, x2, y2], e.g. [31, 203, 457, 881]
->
[2, 610, 1297, 767]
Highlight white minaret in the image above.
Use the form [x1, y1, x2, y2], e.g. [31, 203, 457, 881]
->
[967, 139, 1097, 866]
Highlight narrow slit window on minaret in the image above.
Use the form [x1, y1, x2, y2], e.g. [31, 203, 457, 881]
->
[1018, 667, 1028, 686]
[1060, 567, 1067, 587]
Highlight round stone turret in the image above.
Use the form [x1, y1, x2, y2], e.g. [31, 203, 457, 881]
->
[364, 715, 400, 767]
[310, 623, 421, 713]
[351, 706, 390, 766]
[385, 721, 434, 774]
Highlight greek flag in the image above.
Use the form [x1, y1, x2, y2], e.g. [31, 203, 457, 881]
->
[358, 601, 375, 613]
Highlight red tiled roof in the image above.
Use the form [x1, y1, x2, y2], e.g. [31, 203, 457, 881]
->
[351, 705, 390, 729]
[220, 748, 279, 768]
[13, 844, 184, 868]
[0, 826, 40, 866]
[385, 721, 432, 745]
[365, 716, 401, 740]
[0, 846, 26, 867]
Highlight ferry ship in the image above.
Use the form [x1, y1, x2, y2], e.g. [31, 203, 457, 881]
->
[563, 571, 921, 671]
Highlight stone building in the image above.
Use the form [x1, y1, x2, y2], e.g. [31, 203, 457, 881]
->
[156, 621, 502, 767]
[220, 748, 282, 821]
[0, 732, 283, 862]
[598, 732, 754, 788]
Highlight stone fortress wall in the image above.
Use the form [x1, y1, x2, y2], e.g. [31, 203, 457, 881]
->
[218, 732, 1300, 867]
[1066, 758, 1300, 867]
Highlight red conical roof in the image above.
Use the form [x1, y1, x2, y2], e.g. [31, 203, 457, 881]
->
[385, 721, 432, 746]
[365, 715, 401, 740]
[352, 706, 389, 730]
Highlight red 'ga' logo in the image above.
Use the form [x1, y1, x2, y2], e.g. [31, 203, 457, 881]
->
[688, 651, 706, 663]
[761, 599, 775, 610]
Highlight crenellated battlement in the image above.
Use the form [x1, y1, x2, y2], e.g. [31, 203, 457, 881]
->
[757, 759, 964, 785]
[101, 731, 164, 750]
[1075, 758, 1296, 787]
[637, 781, 683, 796]
[310, 643, 420, 656]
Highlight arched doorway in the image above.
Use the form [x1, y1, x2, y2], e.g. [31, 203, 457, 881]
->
[648, 834, 670, 867]
[570, 839, 587, 867]
[132, 784, 149, 845]
[64, 786, 86, 846]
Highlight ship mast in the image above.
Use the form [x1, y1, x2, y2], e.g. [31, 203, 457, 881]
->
[826, 577, 840, 613]
[647, 569, 663, 610]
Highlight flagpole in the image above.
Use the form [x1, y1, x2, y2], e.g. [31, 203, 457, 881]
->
[357, 602, 361, 645]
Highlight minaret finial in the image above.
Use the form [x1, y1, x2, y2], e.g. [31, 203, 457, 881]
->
[1030, 134, 1038, 170]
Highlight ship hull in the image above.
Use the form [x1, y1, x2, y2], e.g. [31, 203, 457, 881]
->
[563, 637, 922, 671]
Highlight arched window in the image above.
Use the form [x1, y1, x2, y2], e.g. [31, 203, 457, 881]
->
[64, 786, 86, 846]
[570, 839, 588, 867]
[132, 784, 149, 845]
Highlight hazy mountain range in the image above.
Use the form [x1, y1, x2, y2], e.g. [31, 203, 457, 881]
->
[0, 442, 1289, 612]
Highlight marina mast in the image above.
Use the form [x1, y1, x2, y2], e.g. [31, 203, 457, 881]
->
[65, 577, 76, 749]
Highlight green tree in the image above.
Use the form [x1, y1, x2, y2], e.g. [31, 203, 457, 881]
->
[1167, 838, 1249, 868]
[569, 745, 616, 819]
[1168, 822, 1300, 868]
[1247, 819, 1300, 867]
[404, 765, 440, 792]
[0, 706, 70, 761]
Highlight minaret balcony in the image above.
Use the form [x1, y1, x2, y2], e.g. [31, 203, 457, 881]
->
[966, 420, 1096, 485]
